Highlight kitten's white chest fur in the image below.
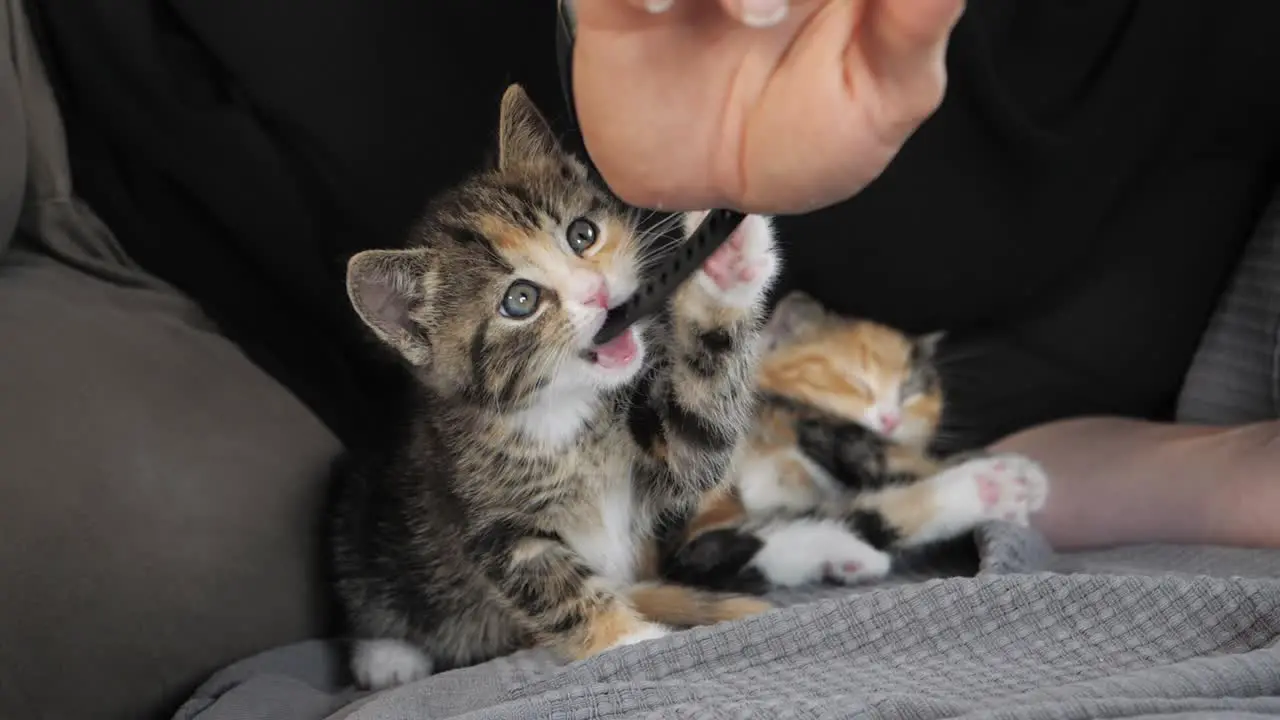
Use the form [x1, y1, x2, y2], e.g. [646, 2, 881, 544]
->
[515, 388, 642, 584]
[561, 465, 640, 585]
[511, 386, 598, 449]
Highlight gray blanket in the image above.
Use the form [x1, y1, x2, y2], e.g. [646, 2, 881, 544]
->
[173, 524, 1280, 720]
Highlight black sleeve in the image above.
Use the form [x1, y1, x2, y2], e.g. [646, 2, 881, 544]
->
[27, 0, 1280, 451]
[25, 0, 568, 447]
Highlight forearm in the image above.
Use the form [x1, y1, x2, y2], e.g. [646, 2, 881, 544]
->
[991, 416, 1280, 550]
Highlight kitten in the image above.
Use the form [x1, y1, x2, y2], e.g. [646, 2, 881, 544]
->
[327, 84, 779, 691]
[662, 291, 1050, 592]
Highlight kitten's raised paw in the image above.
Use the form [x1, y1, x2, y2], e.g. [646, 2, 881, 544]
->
[970, 454, 1050, 526]
[351, 638, 434, 690]
[688, 212, 779, 309]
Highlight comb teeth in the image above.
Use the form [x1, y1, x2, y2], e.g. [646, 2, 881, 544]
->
[593, 210, 747, 345]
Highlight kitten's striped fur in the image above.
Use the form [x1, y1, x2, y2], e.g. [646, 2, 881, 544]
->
[328, 85, 778, 690]
[664, 292, 1049, 592]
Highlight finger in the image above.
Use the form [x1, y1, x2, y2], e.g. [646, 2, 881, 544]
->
[622, 0, 678, 13]
[861, 0, 965, 87]
[719, 0, 790, 28]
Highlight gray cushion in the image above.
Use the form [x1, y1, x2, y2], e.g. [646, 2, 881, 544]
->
[0, 0, 342, 717]
[1177, 186, 1280, 424]
[0, 248, 341, 720]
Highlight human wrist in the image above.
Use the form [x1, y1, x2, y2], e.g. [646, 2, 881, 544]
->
[1195, 421, 1280, 547]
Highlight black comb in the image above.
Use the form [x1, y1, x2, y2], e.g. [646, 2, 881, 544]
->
[593, 210, 746, 345]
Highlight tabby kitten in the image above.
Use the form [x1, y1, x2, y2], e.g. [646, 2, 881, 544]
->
[328, 85, 778, 690]
[664, 291, 1050, 592]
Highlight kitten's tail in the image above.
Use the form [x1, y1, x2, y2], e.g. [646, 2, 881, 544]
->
[627, 583, 772, 627]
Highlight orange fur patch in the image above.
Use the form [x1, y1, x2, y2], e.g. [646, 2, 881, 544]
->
[586, 216, 633, 271]
[573, 602, 647, 659]
[629, 584, 772, 627]
[903, 392, 943, 434]
[686, 486, 748, 537]
[884, 444, 943, 478]
[475, 215, 529, 253]
[853, 482, 940, 539]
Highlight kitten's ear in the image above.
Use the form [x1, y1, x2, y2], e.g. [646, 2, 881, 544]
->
[760, 291, 828, 352]
[497, 84, 560, 169]
[915, 331, 946, 359]
[346, 249, 433, 365]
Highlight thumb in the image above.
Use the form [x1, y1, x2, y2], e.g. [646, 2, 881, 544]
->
[860, 0, 965, 89]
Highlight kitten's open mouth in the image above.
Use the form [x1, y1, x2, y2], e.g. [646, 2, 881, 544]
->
[581, 328, 638, 370]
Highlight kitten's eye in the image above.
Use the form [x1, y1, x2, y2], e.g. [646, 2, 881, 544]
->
[849, 377, 873, 396]
[566, 218, 599, 255]
[500, 280, 542, 319]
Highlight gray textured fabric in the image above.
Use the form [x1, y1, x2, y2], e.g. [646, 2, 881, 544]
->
[0, 0, 26, 256]
[176, 527, 1280, 720]
[1178, 187, 1280, 424]
[0, 1, 343, 718]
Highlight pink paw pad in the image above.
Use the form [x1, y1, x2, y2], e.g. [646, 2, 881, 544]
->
[976, 474, 1002, 510]
[699, 222, 769, 294]
[821, 559, 874, 584]
[702, 246, 738, 290]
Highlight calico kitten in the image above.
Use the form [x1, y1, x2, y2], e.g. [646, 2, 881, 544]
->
[663, 291, 1050, 592]
[328, 85, 779, 690]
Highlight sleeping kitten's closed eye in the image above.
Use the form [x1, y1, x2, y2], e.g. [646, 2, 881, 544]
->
[853, 379, 938, 444]
[755, 293, 944, 448]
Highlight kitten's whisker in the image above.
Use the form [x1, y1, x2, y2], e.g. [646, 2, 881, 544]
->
[649, 213, 684, 237]
[636, 247, 675, 272]
[631, 207, 663, 230]
[634, 214, 681, 243]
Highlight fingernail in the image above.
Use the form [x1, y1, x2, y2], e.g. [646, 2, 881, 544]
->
[645, 0, 675, 13]
[740, 0, 787, 27]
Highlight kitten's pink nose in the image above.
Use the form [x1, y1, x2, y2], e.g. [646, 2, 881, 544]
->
[582, 281, 609, 309]
[879, 412, 900, 432]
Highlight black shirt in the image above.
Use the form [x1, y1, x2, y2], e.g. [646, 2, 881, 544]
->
[27, 0, 1280, 451]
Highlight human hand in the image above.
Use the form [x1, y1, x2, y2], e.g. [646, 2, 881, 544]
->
[570, 0, 965, 214]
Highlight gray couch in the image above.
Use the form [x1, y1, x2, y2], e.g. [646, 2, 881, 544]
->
[3, 0, 1279, 718]
[0, 3, 339, 718]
